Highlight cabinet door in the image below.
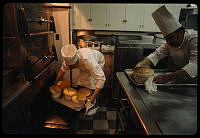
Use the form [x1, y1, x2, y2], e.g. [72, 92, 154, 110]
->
[90, 4, 107, 30]
[125, 4, 142, 31]
[141, 4, 160, 32]
[73, 4, 91, 29]
[108, 4, 126, 30]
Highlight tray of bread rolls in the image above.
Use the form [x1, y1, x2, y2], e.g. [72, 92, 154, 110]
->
[49, 80, 92, 111]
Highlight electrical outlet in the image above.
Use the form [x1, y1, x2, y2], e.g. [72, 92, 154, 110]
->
[55, 34, 59, 40]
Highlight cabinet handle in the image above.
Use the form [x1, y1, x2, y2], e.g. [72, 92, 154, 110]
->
[88, 18, 92, 22]
[142, 25, 144, 28]
[108, 24, 110, 27]
[105, 24, 107, 27]
[122, 20, 127, 23]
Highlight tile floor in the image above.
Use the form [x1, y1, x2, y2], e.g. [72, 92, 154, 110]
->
[75, 106, 118, 134]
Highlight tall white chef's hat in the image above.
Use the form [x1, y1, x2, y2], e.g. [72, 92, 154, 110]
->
[61, 44, 79, 65]
[152, 5, 182, 37]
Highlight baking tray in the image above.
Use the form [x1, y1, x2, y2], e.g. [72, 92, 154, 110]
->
[52, 95, 85, 111]
[124, 69, 197, 87]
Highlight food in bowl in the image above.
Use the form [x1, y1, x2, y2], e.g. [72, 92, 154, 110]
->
[131, 67, 154, 84]
[49, 85, 62, 98]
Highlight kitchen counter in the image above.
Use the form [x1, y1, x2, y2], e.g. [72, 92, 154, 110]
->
[118, 39, 165, 49]
[116, 72, 197, 135]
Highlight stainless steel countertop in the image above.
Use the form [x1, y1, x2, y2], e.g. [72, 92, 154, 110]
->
[116, 72, 197, 135]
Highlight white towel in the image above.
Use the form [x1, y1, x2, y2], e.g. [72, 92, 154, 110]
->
[144, 76, 157, 93]
[85, 99, 96, 115]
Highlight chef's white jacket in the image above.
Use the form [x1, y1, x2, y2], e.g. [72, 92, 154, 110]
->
[147, 29, 197, 78]
[61, 48, 106, 90]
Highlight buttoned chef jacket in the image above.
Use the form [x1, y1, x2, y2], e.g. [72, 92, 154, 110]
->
[61, 48, 106, 90]
[147, 29, 197, 78]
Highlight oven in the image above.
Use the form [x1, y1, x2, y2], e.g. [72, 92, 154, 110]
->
[3, 3, 58, 133]
[16, 3, 58, 82]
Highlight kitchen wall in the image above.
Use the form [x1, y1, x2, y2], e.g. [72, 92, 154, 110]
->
[50, 3, 71, 72]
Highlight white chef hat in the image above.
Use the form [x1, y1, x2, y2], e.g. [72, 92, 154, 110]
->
[61, 44, 79, 65]
[152, 5, 182, 37]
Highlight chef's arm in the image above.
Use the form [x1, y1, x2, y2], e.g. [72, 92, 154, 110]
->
[55, 69, 65, 84]
[135, 57, 154, 68]
[87, 61, 106, 103]
[136, 44, 169, 68]
[153, 69, 192, 83]
[89, 78, 105, 103]
[170, 69, 193, 81]
[90, 88, 102, 103]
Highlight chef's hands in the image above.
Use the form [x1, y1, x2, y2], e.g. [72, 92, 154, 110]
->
[135, 63, 151, 68]
[135, 58, 153, 68]
[153, 74, 172, 84]
[88, 88, 101, 103]
[88, 95, 95, 103]
[55, 70, 65, 84]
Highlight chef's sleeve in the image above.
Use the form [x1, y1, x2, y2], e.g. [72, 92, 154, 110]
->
[182, 37, 197, 78]
[85, 59, 106, 89]
[61, 60, 69, 72]
[147, 44, 169, 66]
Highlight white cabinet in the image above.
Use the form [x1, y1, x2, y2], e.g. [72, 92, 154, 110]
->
[124, 4, 142, 31]
[140, 4, 160, 32]
[124, 4, 160, 32]
[107, 4, 126, 30]
[72, 3, 186, 32]
[90, 4, 108, 30]
[73, 4, 91, 29]
[73, 4, 108, 30]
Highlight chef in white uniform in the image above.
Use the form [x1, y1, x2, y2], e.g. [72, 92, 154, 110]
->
[55, 44, 106, 104]
[136, 5, 197, 84]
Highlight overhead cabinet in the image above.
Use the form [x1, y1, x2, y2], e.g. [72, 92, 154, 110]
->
[72, 3, 186, 32]
[73, 4, 91, 29]
[73, 4, 108, 30]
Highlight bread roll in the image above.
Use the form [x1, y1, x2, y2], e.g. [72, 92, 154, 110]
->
[76, 93, 86, 102]
[72, 95, 82, 104]
[63, 87, 77, 96]
[78, 88, 92, 97]
[63, 88, 71, 101]
[49, 85, 62, 98]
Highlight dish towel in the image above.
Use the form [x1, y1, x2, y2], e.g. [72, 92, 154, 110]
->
[85, 99, 99, 116]
[144, 76, 157, 93]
